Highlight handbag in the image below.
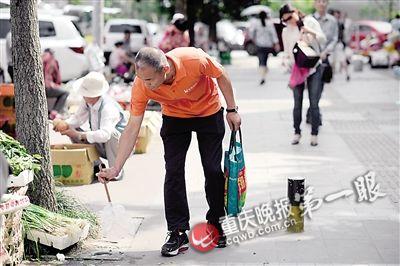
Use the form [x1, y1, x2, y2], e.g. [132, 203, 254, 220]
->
[321, 59, 333, 83]
[289, 64, 310, 89]
[293, 41, 320, 68]
[224, 129, 246, 216]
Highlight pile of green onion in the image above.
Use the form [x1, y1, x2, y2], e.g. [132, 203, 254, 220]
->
[22, 204, 87, 237]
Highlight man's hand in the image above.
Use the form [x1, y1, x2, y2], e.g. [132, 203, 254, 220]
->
[226, 112, 241, 131]
[320, 51, 328, 60]
[96, 166, 119, 183]
[53, 119, 69, 132]
[60, 128, 79, 139]
[274, 43, 280, 52]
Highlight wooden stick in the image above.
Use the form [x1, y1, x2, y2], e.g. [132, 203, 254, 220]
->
[104, 183, 112, 203]
[99, 164, 112, 203]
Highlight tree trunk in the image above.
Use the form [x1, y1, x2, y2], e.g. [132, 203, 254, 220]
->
[208, 0, 219, 44]
[10, 0, 57, 212]
[175, 0, 186, 16]
[187, 0, 196, 47]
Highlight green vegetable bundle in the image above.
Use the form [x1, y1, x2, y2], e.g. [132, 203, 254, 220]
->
[55, 189, 99, 237]
[22, 204, 87, 237]
[0, 131, 41, 176]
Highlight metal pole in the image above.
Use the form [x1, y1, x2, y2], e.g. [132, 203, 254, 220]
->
[92, 0, 104, 49]
[287, 177, 305, 233]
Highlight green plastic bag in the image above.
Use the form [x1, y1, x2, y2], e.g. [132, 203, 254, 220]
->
[224, 129, 246, 216]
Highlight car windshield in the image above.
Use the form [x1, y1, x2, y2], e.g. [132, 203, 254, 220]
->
[72, 20, 84, 37]
[109, 24, 142, 33]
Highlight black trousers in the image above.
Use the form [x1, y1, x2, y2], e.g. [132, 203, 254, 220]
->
[160, 108, 225, 232]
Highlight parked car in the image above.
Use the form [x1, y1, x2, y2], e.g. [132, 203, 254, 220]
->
[217, 19, 245, 51]
[0, 10, 90, 82]
[349, 20, 393, 52]
[63, 4, 121, 36]
[103, 18, 153, 62]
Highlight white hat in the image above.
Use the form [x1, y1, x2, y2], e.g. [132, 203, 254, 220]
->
[73, 72, 109, 97]
[171, 13, 185, 23]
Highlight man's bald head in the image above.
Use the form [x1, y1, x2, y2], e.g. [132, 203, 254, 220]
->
[135, 47, 168, 73]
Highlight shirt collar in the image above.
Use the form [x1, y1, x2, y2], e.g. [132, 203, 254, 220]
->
[165, 52, 186, 84]
[88, 97, 103, 111]
[313, 12, 328, 21]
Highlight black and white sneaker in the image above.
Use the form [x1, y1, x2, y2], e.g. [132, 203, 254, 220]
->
[161, 230, 189, 257]
[216, 235, 227, 248]
[207, 221, 226, 248]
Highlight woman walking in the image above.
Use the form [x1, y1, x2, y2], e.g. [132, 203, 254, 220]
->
[250, 11, 280, 86]
[280, 4, 326, 146]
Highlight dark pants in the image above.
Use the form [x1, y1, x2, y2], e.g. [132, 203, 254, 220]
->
[306, 60, 328, 122]
[161, 109, 225, 232]
[293, 65, 323, 136]
[257, 46, 274, 66]
[45, 88, 69, 113]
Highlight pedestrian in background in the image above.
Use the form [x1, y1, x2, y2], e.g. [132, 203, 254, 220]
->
[159, 13, 190, 53]
[306, 0, 338, 125]
[281, 8, 306, 71]
[5, 32, 13, 82]
[280, 4, 326, 146]
[109, 41, 135, 76]
[97, 47, 241, 256]
[391, 14, 400, 32]
[42, 48, 69, 119]
[122, 29, 134, 58]
[331, 9, 351, 81]
[249, 11, 280, 86]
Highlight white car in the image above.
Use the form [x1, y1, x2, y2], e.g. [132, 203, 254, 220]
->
[103, 18, 152, 60]
[0, 10, 90, 82]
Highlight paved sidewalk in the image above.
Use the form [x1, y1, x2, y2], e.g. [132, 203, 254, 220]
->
[53, 52, 399, 265]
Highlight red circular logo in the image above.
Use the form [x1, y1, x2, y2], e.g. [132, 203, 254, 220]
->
[189, 223, 220, 252]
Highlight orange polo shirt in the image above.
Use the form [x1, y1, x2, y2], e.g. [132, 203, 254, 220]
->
[130, 47, 223, 118]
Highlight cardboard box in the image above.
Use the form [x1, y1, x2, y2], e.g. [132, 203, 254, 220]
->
[0, 84, 14, 97]
[134, 112, 159, 154]
[0, 84, 16, 114]
[51, 144, 100, 185]
[135, 124, 153, 154]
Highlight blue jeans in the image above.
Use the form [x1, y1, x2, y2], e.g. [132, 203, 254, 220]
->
[293, 65, 323, 136]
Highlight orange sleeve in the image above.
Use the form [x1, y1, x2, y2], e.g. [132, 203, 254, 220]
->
[198, 49, 224, 78]
[130, 78, 149, 116]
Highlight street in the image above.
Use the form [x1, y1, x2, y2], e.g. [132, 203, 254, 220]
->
[50, 51, 400, 265]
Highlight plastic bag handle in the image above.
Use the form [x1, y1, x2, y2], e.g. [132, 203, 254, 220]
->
[229, 128, 243, 157]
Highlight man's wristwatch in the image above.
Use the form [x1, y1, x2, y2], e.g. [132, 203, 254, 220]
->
[226, 106, 239, 113]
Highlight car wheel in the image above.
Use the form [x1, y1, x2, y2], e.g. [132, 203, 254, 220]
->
[245, 42, 257, 56]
